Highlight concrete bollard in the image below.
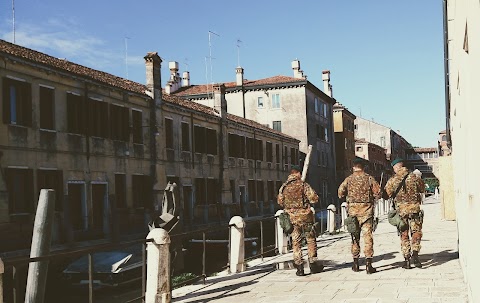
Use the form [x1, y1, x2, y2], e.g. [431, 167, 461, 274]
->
[275, 210, 290, 254]
[327, 204, 337, 233]
[341, 202, 348, 231]
[145, 228, 171, 303]
[25, 189, 55, 303]
[0, 258, 3, 303]
[229, 216, 246, 273]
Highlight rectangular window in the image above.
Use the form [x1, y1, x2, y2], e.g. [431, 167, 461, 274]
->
[272, 121, 282, 132]
[266, 142, 273, 162]
[6, 168, 34, 214]
[2, 77, 32, 126]
[132, 110, 143, 144]
[271, 93, 281, 109]
[230, 180, 236, 203]
[68, 182, 87, 231]
[194, 125, 206, 153]
[284, 146, 288, 165]
[132, 175, 152, 209]
[275, 144, 280, 164]
[110, 104, 129, 141]
[246, 137, 254, 160]
[275, 181, 282, 198]
[165, 118, 173, 149]
[323, 103, 327, 117]
[37, 169, 63, 211]
[195, 178, 206, 205]
[67, 93, 86, 134]
[380, 136, 386, 148]
[115, 174, 127, 208]
[248, 180, 256, 202]
[39, 86, 55, 130]
[206, 179, 218, 203]
[324, 127, 329, 142]
[314, 97, 319, 113]
[88, 98, 109, 138]
[290, 147, 296, 165]
[356, 146, 363, 152]
[257, 96, 264, 108]
[345, 138, 348, 150]
[257, 180, 264, 202]
[317, 150, 322, 166]
[206, 128, 218, 155]
[267, 181, 275, 202]
[181, 122, 190, 151]
[255, 139, 263, 161]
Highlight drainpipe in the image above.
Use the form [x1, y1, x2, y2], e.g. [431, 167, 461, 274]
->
[443, 0, 452, 148]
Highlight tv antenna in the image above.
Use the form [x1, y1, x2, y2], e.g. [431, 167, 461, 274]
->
[236, 39, 242, 67]
[12, 0, 16, 43]
[207, 30, 220, 99]
[124, 36, 131, 79]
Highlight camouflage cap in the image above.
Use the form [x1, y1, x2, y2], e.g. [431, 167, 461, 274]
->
[291, 165, 302, 173]
[391, 158, 404, 167]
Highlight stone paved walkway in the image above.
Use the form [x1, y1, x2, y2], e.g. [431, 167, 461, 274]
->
[172, 197, 468, 303]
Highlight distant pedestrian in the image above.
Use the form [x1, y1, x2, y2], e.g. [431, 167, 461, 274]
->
[278, 165, 322, 276]
[338, 158, 381, 274]
[435, 187, 439, 199]
[385, 159, 425, 269]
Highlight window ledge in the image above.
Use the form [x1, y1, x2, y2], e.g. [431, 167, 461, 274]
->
[66, 132, 85, 137]
[133, 142, 145, 146]
[8, 124, 28, 129]
[39, 128, 57, 133]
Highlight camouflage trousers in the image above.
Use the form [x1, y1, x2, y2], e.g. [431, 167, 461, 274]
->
[352, 219, 374, 258]
[292, 223, 317, 265]
[400, 216, 423, 258]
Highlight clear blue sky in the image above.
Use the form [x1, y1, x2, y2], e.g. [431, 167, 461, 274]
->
[0, 0, 445, 147]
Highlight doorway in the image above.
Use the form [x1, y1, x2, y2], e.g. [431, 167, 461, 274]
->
[91, 183, 110, 237]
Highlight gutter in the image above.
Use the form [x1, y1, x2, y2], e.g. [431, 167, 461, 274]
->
[443, 0, 452, 148]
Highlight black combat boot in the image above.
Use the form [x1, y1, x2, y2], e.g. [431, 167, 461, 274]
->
[365, 258, 376, 274]
[295, 263, 305, 276]
[352, 258, 360, 272]
[412, 251, 423, 268]
[310, 261, 324, 274]
[402, 257, 411, 269]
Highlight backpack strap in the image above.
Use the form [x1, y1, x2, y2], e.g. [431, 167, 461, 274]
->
[391, 173, 409, 209]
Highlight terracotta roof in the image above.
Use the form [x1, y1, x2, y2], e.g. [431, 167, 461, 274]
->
[162, 92, 297, 141]
[226, 114, 298, 141]
[0, 39, 148, 95]
[413, 147, 438, 153]
[173, 75, 305, 96]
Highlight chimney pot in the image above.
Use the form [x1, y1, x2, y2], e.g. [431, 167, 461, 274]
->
[292, 59, 304, 79]
[169, 61, 179, 71]
[182, 71, 190, 87]
[322, 70, 332, 97]
[235, 67, 244, 86]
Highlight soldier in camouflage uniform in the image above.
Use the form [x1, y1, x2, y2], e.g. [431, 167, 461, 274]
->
[338, 158, 381, 274]
[278, 165, 321, 276]
[385, 158, 425, 269]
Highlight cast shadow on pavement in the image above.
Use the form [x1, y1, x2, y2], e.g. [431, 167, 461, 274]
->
[172, 265, 275, 302]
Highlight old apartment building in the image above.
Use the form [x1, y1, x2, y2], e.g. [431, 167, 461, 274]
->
[443, 1, 480, 300]
[354, 117, 411, 161]
[405, 147, 439, 179]
[354, 139, 389, 182]
[0, 39, 298, 253]
[333, 102, 356, 183]
[168, 61, 336, 206]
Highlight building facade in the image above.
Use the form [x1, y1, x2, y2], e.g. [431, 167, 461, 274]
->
[0, 40, 298, 254]
[405, 147, 439, 179]
[354, 117, 410, 161]
[444, 0, 480, 301]
[333, 102, 356, 183]
[354, 139, 389, 182]
[170, 61, 337, 207]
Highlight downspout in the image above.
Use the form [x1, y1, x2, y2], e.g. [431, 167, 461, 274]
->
[443, 0, 452, 148]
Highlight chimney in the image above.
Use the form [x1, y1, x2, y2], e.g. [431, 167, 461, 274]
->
[213, 84, 227, 118]
[235, 67, 244, 86]
[165, 61, 181, 94]
[322, 70, 332, 97]
[182, 71, 190, 87]
[144, 52, 162, 104]
[291, 59, 303, 79]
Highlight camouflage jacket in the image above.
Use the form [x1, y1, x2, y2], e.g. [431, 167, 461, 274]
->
[277, 174, 319, 225]
[385, 167, 425, 217]
[338, 171, 381, 224]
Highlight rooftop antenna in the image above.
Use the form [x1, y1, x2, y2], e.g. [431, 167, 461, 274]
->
[184, 57, 189, 71]
[236, 39, 242, 67]
[207, 30, 219, 100]
[12, 0, 16, 43]
[124, 36, 130, 79]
